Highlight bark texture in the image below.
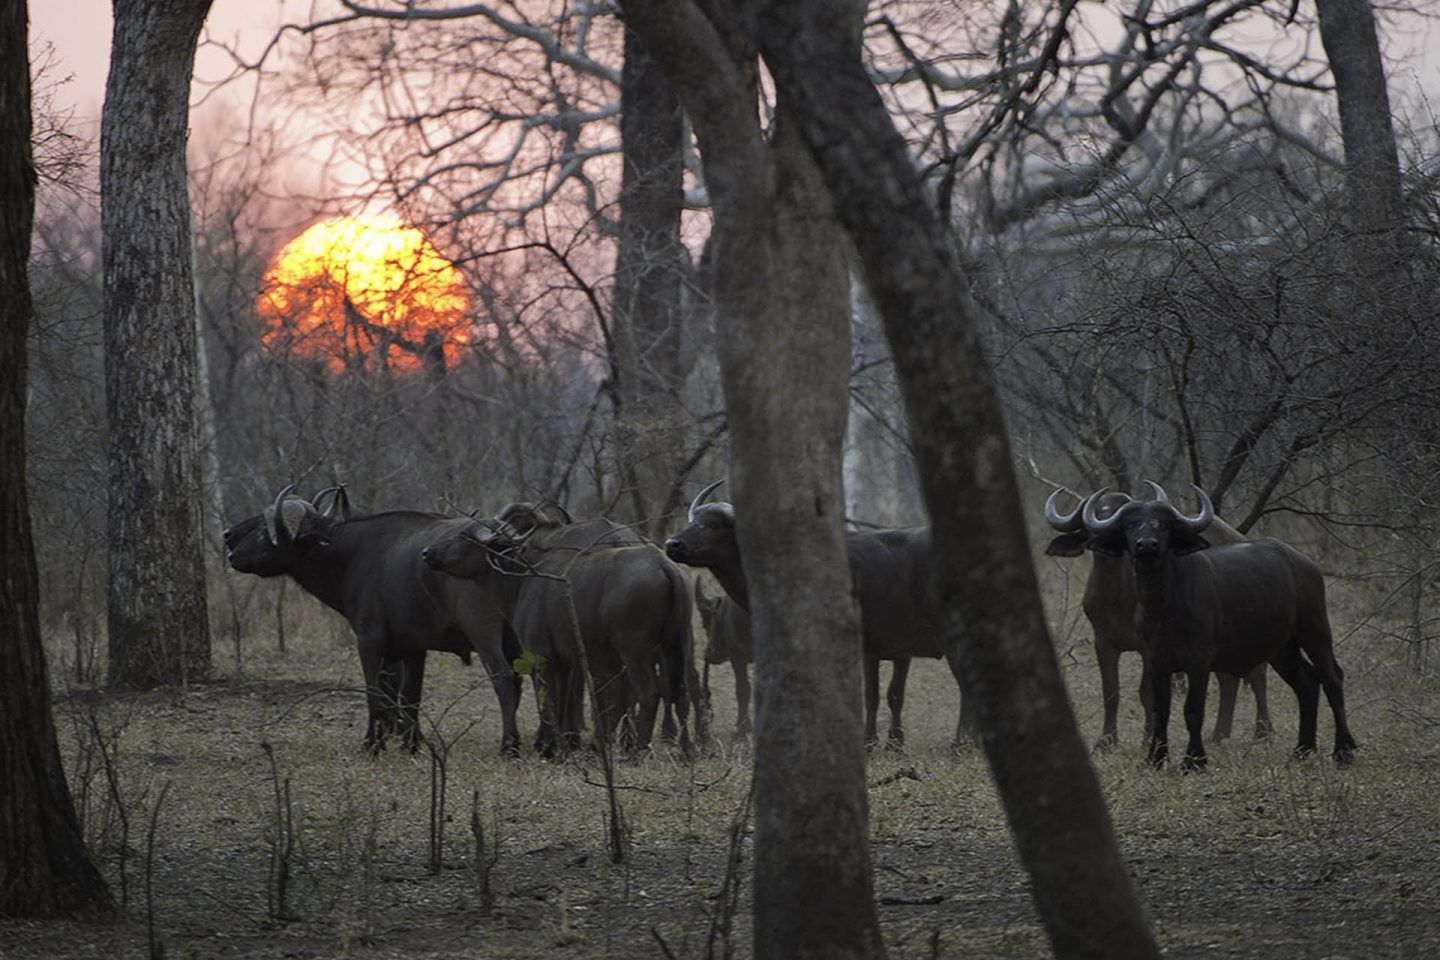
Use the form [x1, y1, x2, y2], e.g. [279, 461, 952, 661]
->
[612, 26, 691, 537]
[749, 4, 1161, 959]
[1315, 0, 1405, 272]
[0, 0, 115, 918]
[619, 7, 886, 958]
[102, 0, 214, 687]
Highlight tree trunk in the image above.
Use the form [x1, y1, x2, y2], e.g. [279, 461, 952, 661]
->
[1314, 0, 1406, 273]
[751, 4, 1161, 958]
[618, 6, 886, 957]
[0, 0, 115, 918]
[102, 0, 214, 688]
[611, 25, 692, 538]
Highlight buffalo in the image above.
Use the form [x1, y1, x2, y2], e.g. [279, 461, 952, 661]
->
[665, 480, 969, 748]
[421, 504, 696, 755]
[224, 484, 523, 755]
[1072, 483, 1356, 769]
[1045, 483, 1271, 750]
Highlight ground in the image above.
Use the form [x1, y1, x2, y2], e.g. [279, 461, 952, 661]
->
[5, 572, 1438, 959]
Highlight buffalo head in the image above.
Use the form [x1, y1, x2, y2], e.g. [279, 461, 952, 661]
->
[1080, 482, 1214, 563]
[422, 516, 534, 579]
[664, 479, 739, 571]
[223, 484, 338, 576]
[1044, 482, 1177, 557]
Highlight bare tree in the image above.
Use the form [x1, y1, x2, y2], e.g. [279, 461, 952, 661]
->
[1315, 0, 1406, 271]
[102, 0, 215, 687]
[0, 0, 114, 918]
[619, 6, 885, 958]
[767, 4, 1163, 956]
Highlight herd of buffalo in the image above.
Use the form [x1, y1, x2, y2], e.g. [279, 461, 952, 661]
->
[222, 479, 1357, 769]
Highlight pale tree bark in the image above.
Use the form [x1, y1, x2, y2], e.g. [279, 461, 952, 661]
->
[0, 0, 115, 918]
[102, 0, 214, 687]
[612, 25, 691, 538]
[1314, 0, 1406, 273]
[749, 3, 1161, 959]
[619, 6, 885, 958]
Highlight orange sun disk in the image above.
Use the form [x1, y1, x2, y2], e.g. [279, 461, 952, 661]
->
[257, 216, 472, 372]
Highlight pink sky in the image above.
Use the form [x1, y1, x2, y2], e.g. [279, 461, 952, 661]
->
[29, 0, 300, 128]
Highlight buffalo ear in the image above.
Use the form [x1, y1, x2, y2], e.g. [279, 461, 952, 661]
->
[1045, 533, 1088, 558]
[1085, 532, 1127, 558]
[1172, 532, 1210, 556]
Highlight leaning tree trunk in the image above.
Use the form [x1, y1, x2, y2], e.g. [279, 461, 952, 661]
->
[618, 8, 886, 958]
[611, 25, 692, 538]
[752, 3, 1161, 959]
[0, 0, 115, 918]
[102, 0, 214, 688]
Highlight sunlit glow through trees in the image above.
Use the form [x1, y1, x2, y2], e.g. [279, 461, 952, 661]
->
[257, 216, 471, 372]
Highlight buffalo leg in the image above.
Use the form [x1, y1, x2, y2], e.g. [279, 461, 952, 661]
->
[863, 657, 881, 746]
[1305, 646, 1357, 764]
[733, 658, 752, 739]
[617, 639, 663, 752]
[947, 655, 978, 748]
[1269, 644, 1321, 759]
[357, 629, 393, 755]
[559, 663, 586, 753]
[396, 651, 427, 753]
[1249, 665, 1273, 740]
[1146, 666, 1172, 768]
[1181, 667, 1209, 771]
[473, 643, 522, 758]
[1095, 639, 1122, 751]
[1211, 672, 1239, 742]
[1137, 656, 1157, 742]
[885, 657, 911, 749]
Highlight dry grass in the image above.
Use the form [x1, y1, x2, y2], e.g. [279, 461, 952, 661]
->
[6, 568, 1440, 959]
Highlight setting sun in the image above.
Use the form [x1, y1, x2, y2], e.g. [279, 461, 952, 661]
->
[256, 216, 471, 372]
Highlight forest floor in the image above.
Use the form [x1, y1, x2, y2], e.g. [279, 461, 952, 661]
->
[6, 573, 1440, 960]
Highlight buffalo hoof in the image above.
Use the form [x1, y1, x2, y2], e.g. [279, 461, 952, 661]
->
[1146, 744, 1167, 769]
[884, 732, 906, 752]
[1181, 755, 1207, 773]
[1290, 744, 1317, 761]
[1209, 727, 1232, 744]
[1333, 744, 1357, 766]
[1093, 733, 1119, 754]
[363, 737, 385, 758]
[1254, 720, 1274, 741]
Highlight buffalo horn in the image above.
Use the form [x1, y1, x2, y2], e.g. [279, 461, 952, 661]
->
[1143, 480, 1170, 504]
[1081, 488, 1126, 534]
[1043, 488, 1084, 532]
[312, 486, 340, 518]
[1172, 485, 1214, 534]
[688, 479, 726, 522]
[265, 483, 297, 546]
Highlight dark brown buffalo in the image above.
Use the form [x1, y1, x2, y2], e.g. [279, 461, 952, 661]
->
[665, 480, 971, 748]
[1073, 483, 1356, 769]
[421, 505, 695, 755]
[224, 485, 522, 755]
[1045, 483, 1271, 750]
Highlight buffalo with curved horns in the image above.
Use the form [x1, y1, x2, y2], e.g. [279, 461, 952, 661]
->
[1045, 482, 1271, 750]
[421, 504, 698, 755]
[665, 480, 971, 749]
[1074, 483, 1356, 769]
[224, 485, 524, 756]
